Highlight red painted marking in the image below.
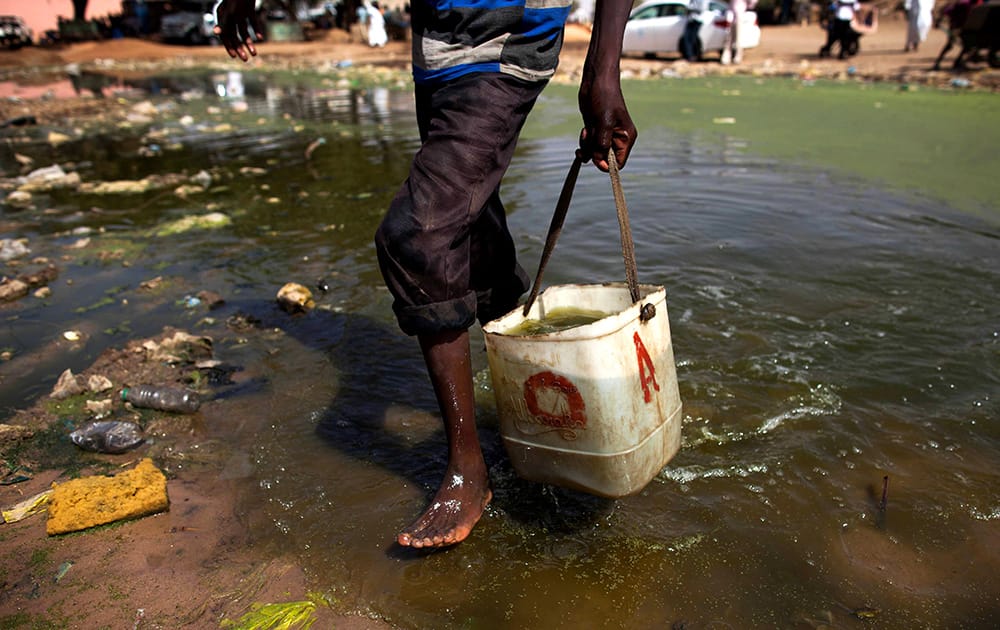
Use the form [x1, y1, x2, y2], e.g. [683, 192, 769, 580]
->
[523, 371, 587, 429]
[634, 332, 660, 403]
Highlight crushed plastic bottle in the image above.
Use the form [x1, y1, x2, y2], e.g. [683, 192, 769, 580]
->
[122, 385, 201, 413]
[70, 420, 145, 453]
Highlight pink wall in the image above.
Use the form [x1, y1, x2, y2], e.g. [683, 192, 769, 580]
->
[0, 0, 123, 39]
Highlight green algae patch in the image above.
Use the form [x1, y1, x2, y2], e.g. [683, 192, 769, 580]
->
[83, 237, 147, 265]
[533, 77, 1000, 220]
[220, 596, 323, 630]
[152, 212, 232, 237]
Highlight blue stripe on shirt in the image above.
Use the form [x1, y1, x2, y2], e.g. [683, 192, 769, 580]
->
[428, 0, 525, 10]
[413, 61, 504, 84]
[521, 6, 571, 38]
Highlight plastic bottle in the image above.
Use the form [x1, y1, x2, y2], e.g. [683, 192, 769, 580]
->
[121, 385, 201, 413]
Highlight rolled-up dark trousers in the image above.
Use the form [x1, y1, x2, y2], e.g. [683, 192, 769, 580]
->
[375, 72, 546, 336]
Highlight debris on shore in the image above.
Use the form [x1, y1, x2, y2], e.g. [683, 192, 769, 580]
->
[46, 457, 168, 535]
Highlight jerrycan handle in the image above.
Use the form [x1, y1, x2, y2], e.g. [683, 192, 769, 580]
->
[523, 151, 656, 322]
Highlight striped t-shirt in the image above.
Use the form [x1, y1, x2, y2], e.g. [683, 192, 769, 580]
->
[411, 0, 574, 84]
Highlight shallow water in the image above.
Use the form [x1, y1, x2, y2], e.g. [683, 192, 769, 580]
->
[1, 72, 998, 627]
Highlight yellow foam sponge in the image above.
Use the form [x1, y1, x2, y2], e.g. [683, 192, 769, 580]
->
[47, 458, 169, 535]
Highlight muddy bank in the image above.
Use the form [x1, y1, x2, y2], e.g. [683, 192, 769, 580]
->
[0, 315, 393, 628]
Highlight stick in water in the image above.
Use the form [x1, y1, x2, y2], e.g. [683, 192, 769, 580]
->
[878, 475, 889, 513]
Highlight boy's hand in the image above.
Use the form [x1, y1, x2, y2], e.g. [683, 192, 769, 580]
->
[214, 0, 263, 61]
[578, 80, 636, 173]
[577, 0, 638, 172]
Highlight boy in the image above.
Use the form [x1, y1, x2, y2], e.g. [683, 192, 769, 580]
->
[216, 0, 637, 548]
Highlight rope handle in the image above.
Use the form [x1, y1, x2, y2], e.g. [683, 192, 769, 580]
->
[522, 151, 656, 322]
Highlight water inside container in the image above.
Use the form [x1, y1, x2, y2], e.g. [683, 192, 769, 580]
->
[505, 306, 610, 336]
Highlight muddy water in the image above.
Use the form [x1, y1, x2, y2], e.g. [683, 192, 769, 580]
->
[2, 72, 999, 627]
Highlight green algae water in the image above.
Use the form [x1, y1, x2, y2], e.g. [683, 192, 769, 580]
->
[1, 71, 998, 628]
[535, 76, 1000, 221]
[505, 306, 610, 336]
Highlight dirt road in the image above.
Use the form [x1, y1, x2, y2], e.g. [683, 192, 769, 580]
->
[0, 16, 997, 89]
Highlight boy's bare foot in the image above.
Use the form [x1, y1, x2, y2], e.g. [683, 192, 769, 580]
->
[397, 469, 492, 548]
[404, 328, 491, 548]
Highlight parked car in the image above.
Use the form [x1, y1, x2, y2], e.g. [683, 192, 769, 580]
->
[622, 0, 761, 61]
[0, 15, 33, 50]
[160, 0, 220, 45]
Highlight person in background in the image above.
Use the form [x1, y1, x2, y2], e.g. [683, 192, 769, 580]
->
[904, 0, 934, 51]
[932, 0, 980, 68]
[365, 0, 387, 47]
[682, 0, 709, 60]
[819, 0, 860, 58]
[356, 0, 369, 43]
[722, 0, 757, 64]
[213, 0, 637, 549]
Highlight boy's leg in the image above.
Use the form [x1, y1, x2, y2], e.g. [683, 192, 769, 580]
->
[375, 74, 546, 547]
[397, 328, 491, 548]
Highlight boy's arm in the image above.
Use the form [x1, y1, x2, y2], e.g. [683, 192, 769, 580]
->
[215, 0, 263, 62]
[578, 0, 638, 172]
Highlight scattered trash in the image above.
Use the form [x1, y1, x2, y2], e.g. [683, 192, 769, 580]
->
[54, 560, 74, 583]
[138, 276, 164, 291]
[141, 330, 214, 364]
[17, 164, 81, 193]
[173, 184, 204, 198]
[47, 131, 72, 146]
[87, 374, 114, 393]
[0, 264, 59, 303]
[122, 384, 201, 413]
[3, 190, 33, 210]
[1, 489, 53, 524]
[63, 330, 83, 342]
[0, 115, 37, 128]
[78, 173, 187, 195]
[712, 117, 736, 125]
[47, 457, 169, 535]
[70, 420, 145, 453]
[315, 278, 330, 292]
[196, 289, 225, 310]
[0, 238, 30, 261]
[190, 169, 213, 190]
[84, 399, 115, 419]
[276, 282, 315, 313]
[951, 78, 970, 88]
[0, 277, 30, 302]
[50, 369, 87, 400]
[1, 473, 31, 485]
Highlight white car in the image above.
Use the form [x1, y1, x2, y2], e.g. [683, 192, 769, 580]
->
[622, 0, 761, 61]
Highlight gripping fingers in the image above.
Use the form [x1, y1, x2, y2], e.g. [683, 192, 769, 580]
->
[216, 22, 257, 61]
